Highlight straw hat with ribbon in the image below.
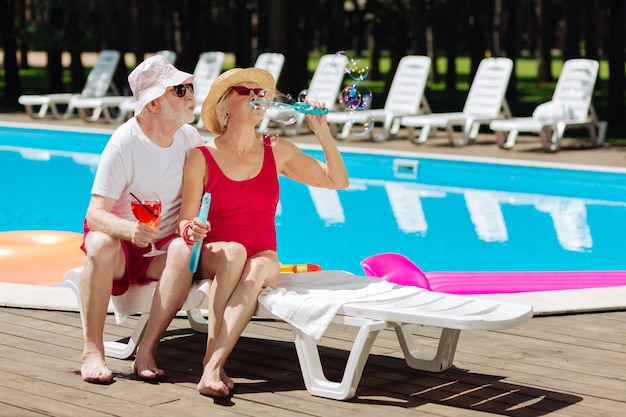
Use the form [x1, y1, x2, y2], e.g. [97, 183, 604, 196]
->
[201, 67, 276, 134]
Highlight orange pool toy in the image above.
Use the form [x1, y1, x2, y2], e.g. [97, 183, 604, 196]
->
[0, 230, 85, 286]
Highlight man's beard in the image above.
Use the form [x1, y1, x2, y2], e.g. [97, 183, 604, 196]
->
[161, 98, 195, 125]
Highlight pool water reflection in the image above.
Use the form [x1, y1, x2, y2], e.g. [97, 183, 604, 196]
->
[1, 123, 625, 275]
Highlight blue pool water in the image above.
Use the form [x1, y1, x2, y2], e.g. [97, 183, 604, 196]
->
[1, 123, 625, 275]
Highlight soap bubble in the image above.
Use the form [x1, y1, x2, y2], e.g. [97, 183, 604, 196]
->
[339, 84, 373, 110]
[346, 58, 369, 81]
[321, 51, 350, 80]
[339, 84, 361, 109]
[297, 89, 320, 104]
[346, 110, 375, 136]
[250, 90, 299, 125]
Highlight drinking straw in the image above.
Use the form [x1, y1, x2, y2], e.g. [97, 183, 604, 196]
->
[129, 192, 157, 217]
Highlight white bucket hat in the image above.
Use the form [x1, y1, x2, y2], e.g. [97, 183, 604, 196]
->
[128, 55, 193, 116]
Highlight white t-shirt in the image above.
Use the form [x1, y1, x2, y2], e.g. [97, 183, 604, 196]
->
[91, 118, 204, 239]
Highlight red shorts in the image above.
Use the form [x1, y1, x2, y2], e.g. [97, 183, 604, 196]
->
[81, 220, 176, 296]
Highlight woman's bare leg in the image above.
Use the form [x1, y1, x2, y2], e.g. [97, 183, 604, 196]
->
[197, 251, 279, 397]
[196, 242, 248, 395]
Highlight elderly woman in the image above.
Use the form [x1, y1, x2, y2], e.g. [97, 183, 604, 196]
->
[178, 67, 349, 397]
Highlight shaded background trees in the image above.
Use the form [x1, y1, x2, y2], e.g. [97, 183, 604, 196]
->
[1, 0, 624, 125]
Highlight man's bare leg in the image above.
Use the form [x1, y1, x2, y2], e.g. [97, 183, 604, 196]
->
[132, 238, 193, 379]
[80, 233, 123, 383]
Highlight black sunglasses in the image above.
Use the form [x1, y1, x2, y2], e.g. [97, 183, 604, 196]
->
[230, 86, 266, 96]
[171, 83, 194, 97]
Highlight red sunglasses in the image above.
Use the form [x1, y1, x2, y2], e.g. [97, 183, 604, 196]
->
[230, 86, 266, 97]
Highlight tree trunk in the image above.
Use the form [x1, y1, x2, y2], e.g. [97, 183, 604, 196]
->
[0, 0, 22, 98]
[443, 6, 458, 94]
[368, 22, 382, 81]
[469, 0, 487, 75]
[584, 0, 599, 60]
[424, 0, 438, 84]
[47, 6, 65, 92]
[282, 1, 313, 97]
[535, 0, 553, 83]
[562, 0, 581, 60]
[607, 0, 625, 122]
[68, 0, 85, 91]
[233, 0, 253, 66]
[503, 1, 520, 103]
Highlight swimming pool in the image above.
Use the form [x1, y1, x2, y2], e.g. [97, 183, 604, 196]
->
[2, 122, 625, 275]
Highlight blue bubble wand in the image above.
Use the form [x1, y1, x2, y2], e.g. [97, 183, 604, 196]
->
[188, 193, 211, 274]
[250, 90, 329, 125]
[291, 102, 329, 115]
[250, 99, 329, 115]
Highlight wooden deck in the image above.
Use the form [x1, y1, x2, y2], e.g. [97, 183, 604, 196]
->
[2, 114, 626, 416]
[1, 305, 626, 416]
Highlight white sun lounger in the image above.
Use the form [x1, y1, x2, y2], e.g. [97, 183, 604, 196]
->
[325, 55, 432, 142]
[63, 267, 532, 400]
[489, 58, 607, 152]
[18, 50, 121, 120]
[399, 57, 513, 146]
[68, 50, 179, 123]
[264, 53, 348, 136]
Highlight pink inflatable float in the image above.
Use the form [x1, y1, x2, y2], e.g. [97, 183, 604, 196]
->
[361, 252, 626, 295]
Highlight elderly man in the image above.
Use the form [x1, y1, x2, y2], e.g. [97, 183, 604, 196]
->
[79, 55, 204, 382]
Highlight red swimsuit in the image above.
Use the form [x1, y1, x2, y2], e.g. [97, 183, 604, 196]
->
[198, 143, 279, 256]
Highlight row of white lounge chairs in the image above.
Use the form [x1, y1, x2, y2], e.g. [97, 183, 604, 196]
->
[17, 50, 285, 128]
[18, 51, 607, 153]
[326, 55, 606, 153]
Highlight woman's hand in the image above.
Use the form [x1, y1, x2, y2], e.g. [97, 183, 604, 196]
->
[181, 218, 210, 245]
[304, 101, 331, 135]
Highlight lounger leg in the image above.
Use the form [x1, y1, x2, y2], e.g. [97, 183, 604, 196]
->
[390, 118, 401, 136]
[543, 125, 562, 153]
[595, 121, 608, 147]
[501, 129, 519, 149]
[395, 325, 461, 372]
[186, 308, 209, 333]
[51, 103, 67, 119]
[373, 121, 391, 142]
[62, 267, 146, 360]
[413, 126, 432, 144]
[102, 106, 116, 124]
[468, 121, 481, 139]
[62, 104, 75, 119]
[292, 319, 387, 400]
[445, 123, 458, 145]
[337, 121, 353, 139]
[35, 104, 49, 119]
[372, 116, 395, 142]
[87, 107, 103, 122]
[450, 120, 474, 147]
[76, 108, 88, 121]
[104, 313, 149, 359]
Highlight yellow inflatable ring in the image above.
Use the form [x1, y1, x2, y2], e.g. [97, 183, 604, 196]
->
[0, 230, 85, 286]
